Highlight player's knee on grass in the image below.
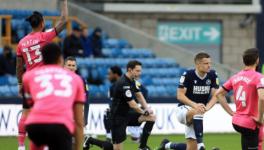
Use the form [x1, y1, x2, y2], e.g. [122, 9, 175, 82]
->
[186, 138, 197, 150]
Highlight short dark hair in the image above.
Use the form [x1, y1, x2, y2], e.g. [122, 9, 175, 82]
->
[126, 60, 142, 71]
[243, 48, 259, 66]
[65, 56, 76, 63]
[42, 43, 62, 64]
[194, 52, 210, 63]
[25, 11, 43, 28]
[110, 66, 122, 76]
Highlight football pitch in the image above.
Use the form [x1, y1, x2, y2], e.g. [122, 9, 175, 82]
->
[1, 133, 263, 150]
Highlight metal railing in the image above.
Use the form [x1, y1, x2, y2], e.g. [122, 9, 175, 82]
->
[75, 0, 253, 4]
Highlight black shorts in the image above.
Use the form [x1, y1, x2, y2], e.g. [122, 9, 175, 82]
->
[233, 124, 259, 150]
[26, 124, 72, 150]
[111, 112, 141, 144]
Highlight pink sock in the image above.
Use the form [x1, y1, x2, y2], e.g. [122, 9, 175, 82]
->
[18, 114, 26, 146]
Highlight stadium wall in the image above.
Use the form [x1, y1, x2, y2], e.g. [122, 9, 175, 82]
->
[0, 0, 58, 10]
[0, 104, 235, 136]
[101, 13, 256, 69]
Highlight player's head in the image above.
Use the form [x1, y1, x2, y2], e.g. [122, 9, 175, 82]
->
[243, 48, 259, 67]
[26, 11, 45, 31]
[194, 52, 211, 73]
[126, 60, 142, 79]
[108, 66, 122, 83]
[64, 56, 77, 72]
[42, 43, 63, 66]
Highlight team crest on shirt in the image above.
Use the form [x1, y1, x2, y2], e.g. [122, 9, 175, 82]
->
[125, 90, 132, 98]
[206, 79, 211, 85]
[194, 80, 197, 84]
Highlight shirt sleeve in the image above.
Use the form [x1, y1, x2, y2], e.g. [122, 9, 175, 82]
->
[42, 28, 57, 42]
[211, 71, 219, 89]
[133, 80, 141, 93]
[178, 71, 189, 88]
[16, 44, 22, 57]
[222, 78, 233, 92]
[121, 83, 134, 102]
[75, 75, 86, 104]
[257, 75, 264, 89]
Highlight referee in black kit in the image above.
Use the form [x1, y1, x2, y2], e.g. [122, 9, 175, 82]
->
[111, 60, 156, 150]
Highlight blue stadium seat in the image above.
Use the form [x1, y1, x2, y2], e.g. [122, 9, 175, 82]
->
[0, 76, 9, 85]
[79, 67, 89, 79]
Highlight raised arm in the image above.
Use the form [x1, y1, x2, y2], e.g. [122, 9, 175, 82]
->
[16, 56, 25, 96]
[55, 0, 68, 34]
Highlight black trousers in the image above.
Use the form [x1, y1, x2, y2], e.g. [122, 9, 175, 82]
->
[26, 124, 72, 150]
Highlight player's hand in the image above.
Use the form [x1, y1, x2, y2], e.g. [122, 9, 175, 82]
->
[253, 117, 263, 126]
[195, 103, 206, 114]
[145, 107, 153, 114]
[143, 109, 150, 116]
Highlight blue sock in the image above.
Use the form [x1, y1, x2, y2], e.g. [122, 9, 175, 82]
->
[193, 115, 204, 144]
[170, 143, 187, 150]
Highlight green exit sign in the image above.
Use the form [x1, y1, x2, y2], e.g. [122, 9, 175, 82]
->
[157, 22, 222, 45]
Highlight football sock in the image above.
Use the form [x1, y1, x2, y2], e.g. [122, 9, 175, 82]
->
[103, 111, 111, 134]
[165, 142, 187, 150]
[18, 114, 26, 146]
[193, 115, 204, 144]
[139, 121, 154, 148]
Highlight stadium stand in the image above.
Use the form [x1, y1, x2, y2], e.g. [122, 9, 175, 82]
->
[0, 9, 186, 99]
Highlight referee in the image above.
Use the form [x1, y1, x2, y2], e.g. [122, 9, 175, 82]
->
[111, 60, 156, 150]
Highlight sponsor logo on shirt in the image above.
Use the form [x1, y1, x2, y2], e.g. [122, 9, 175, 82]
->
[123, 86, 130, 89]
[193, 86, 210, 94]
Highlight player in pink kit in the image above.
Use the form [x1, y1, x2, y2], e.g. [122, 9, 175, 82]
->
[23, 43, 85, 150]
[16, 1, 68, 150]
[215, 48, 264, 150]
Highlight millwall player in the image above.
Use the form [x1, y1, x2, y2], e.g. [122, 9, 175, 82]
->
[170, 52, 219, 150]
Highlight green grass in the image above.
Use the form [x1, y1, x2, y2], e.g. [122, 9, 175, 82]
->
[0, 133, 263, 150]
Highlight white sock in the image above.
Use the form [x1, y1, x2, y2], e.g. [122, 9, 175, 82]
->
[165, 142, 171, 149]
[106, 133, 112, 139]
[198, 143, 205, 149]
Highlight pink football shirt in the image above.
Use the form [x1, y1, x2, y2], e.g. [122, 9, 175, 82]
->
[17, 28, 57, 71]
[23, 65, 85, 134]
[223, 69, 264, 129]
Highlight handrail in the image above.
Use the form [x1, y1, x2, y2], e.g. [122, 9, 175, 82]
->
[0, 15, 12, 46]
